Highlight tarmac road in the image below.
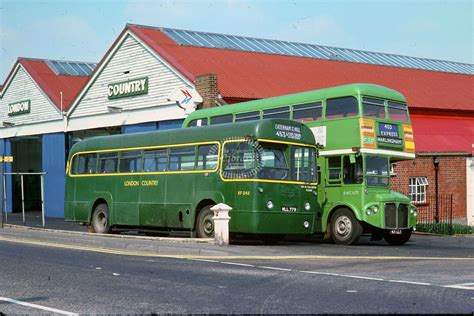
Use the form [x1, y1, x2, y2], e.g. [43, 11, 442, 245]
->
[0, 226, 473, 314]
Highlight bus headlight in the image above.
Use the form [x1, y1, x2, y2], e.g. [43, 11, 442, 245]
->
[304, 202, 311, 211]
[303, 221, 310, 228]
[267, 200, 274, 210]
[366, 208, 372, 216]
[373, 206, 379, 214]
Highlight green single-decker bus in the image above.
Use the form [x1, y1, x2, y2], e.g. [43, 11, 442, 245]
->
[64, 119, 318, 240]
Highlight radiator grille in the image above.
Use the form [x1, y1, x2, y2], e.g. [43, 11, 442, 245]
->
[384, 203, 397, 228]
[384, 203, 409, 229]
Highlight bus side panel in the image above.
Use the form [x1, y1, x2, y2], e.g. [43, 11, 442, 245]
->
[139, 174, 167, 228]
[164, 173, 194, 229]
[114, 175, 140, 226]
[73, 177, 96, 222]
[64, 176, 76, 221]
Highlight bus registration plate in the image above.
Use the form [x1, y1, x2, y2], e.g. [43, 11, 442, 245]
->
[282, 206, 297, 213]
[389, 229, 402, 235]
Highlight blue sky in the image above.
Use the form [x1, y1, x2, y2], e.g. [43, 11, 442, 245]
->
[0, 0, 472, 81]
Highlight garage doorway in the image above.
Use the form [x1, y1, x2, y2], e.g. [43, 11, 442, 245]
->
[10, 136, 42, 213]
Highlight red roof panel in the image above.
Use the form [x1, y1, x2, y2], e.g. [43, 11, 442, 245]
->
[130, 25, 473, 112]
[411, 115, 474, 153]
[2, 58, 91, 112]
[19, 59, 90, 112]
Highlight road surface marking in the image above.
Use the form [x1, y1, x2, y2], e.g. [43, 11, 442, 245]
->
[0, 297, 77, 315]
[257, 266, 292, 272]
[187, 258, 219, 263]
[300, 271, 340, 276]
[346, 290, 358, 293]
[1, 235, 473, 261]
[442, 283, 474, 290]
[220, 262, 255, 267]
[339, 274, 384, 281]
[388, 280, 431, 286]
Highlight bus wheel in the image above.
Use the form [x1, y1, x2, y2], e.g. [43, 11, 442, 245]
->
[330, 208, 362, 245]
[196, 205, 215, 238]
[383, 229, 412, 246]
[91, 204, 111, 234]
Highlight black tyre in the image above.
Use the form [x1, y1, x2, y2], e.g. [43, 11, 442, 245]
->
[196, 205, 215, 238]
[91, 203, 111, 234]
[330, 208, 363, 245]
[383, 229, 412, 246]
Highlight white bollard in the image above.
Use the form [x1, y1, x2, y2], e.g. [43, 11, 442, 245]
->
[211, 203, 232, 246]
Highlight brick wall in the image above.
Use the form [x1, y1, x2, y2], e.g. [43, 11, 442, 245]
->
[391, 155, 467, 220]
[195, 73, 219, 109]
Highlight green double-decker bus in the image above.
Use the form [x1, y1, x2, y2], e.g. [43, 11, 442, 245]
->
[64, 119, 318, 240]
[183, 83, 417, 245]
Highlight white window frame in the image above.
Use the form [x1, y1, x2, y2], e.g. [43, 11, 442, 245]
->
[409, 176, 428, 203]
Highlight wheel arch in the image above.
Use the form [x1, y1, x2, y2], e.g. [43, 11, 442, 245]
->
[193, 199, 217, 229]
[89, 192, 113, 223]
[322, 203, 360, 232]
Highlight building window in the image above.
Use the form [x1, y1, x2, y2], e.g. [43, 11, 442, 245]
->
[409, 177, 428, 203]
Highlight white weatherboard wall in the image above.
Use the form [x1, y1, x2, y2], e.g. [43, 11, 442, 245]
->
[467, 158, 474, 226]
[0, 66, 62, 138]
[68, 34, 190, 131]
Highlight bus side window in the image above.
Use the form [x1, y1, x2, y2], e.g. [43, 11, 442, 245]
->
[72, 153, 97, 174]
[263, 106, 290, 119]
[98, 152, 118, 174]
[119, 150, 143, 173]
[211, 114, 233, 125]
[169, 146, 196, 171]
[326, 97, 358, 119]
[292, 102, 322, 122]
[189, 118, 208, 127]
[343, 155, 363, 184]
[197, 144, 218, 170]
[327, 157, 341, 183]
[235, 111, 260, 122]
[143, 149, 167, 172]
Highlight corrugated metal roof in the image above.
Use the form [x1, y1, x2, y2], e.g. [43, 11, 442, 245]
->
[17, 58, 93, 111]
[160, 27, 473, 75]
[411, 115, 474, 153]
[129, 24, 474, 112]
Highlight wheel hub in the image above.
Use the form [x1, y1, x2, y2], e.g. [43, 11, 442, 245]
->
[335, 216, 352, 237]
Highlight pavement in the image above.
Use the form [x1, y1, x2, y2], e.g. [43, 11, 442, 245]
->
[1, 211, 88, 232]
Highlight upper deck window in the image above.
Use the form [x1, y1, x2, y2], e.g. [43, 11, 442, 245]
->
[235, 111, 260, 122]
[292, 102, 322, 122]
[325, 97, 359, 119]
[211, 114, 233, 125]
[388, 101, 409, 123]
[362, 97, 385, 119]
[188, 118, 208, 127]
[263, 106, 290, 119]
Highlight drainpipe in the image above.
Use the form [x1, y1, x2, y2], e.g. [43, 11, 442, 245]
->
[433, 157, 439, 223]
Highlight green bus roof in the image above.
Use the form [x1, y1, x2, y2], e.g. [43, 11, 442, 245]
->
[69, 118, 315, 157]
[183, 83, 406, 126]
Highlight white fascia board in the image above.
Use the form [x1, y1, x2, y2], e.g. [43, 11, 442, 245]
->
[0, 63, 21, 99]
[66, 103, 185, 132]
[0, 119, 63, 138]
[66, 29, 195, 118]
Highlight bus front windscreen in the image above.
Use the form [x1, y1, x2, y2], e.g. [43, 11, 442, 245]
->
[365, 156, 389, 187]
[222, 141, 317, 183]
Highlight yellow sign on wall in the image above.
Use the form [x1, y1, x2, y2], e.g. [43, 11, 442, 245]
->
[0, 156, 14, 163]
